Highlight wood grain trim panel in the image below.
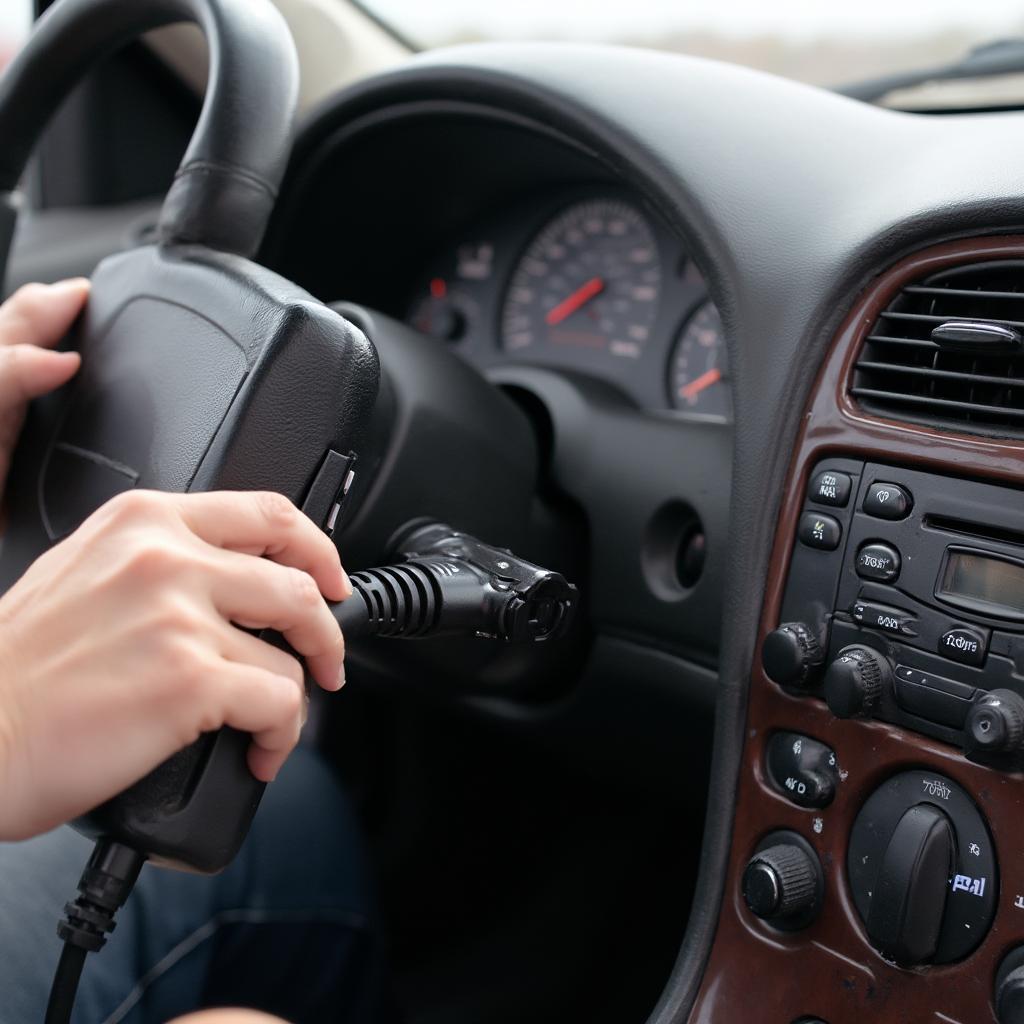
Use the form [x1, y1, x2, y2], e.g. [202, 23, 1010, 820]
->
[688, 236, 1024, 1024]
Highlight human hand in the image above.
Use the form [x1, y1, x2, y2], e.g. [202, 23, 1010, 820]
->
[0, 489, 350, 841]
[0, 279, 88, 504]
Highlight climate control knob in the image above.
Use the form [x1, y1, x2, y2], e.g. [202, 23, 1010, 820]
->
[742, 835, 822, 930]
[823, 645, 890, 719]
[762, 622, 824, 687]
[964, 689, 1024, 761]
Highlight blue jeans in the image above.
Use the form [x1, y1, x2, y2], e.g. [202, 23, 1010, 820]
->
[0, 747, 384, 1023]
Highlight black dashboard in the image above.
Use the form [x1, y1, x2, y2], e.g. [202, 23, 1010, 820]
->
[268, 107, 728, 423]
[11, 25, 1024, 1024]
[265, 99, 735, 682]
[257, 43, 1024, 1024]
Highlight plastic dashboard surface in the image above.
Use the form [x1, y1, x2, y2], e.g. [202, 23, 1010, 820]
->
[263, 44, 1024, 1024]
[265, 95, 736, 671]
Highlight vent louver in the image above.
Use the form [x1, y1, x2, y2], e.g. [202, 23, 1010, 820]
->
[851, 260, 1024, 438]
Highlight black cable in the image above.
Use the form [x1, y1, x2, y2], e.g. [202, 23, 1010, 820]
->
[44, 838, 146, 1024]
[44, 946, 87, 1024]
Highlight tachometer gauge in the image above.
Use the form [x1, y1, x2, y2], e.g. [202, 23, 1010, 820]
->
[668, 301, 730, 419]
[501, 199, 662, 359]
[407, 241, 495, 345]
[409, 277, 480, 343]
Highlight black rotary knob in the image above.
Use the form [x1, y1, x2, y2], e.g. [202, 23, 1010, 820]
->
[762, 622, 824, 687]
[964, 689, 1024, 761]
[823, 645, 890, 719]
[995, 947, 1024, 1024]
[742, 841, 821, 929]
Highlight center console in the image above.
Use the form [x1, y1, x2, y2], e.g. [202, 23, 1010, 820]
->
[688, 237, 1024, 1024]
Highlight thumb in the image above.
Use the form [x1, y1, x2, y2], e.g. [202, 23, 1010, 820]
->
[0, 345, 81, 408]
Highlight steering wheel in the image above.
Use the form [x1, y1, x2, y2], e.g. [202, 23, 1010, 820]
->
[0, 0, 562, 874]
[0, 0, 387, 873]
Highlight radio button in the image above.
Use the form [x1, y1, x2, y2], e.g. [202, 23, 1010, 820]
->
[939, 626, 988, 667]
[894, 666, 975, 729]
[798, 512, 842, 551]
[766, 732, 837, 808]
[864, 482, 913, 520]
[856, 542, 901, 582]
[851, 600, 917, 636]
[809, 470, 852, 507]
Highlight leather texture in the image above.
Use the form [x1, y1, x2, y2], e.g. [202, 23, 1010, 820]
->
[275, 44, 1024, 1021]
[0, 0, 298, 258]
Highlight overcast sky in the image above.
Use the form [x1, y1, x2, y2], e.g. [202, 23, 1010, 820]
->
[368, 0, 1024, 44]
[3, 1, 1023, 49]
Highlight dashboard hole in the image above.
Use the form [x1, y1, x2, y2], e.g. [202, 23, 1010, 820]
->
[643, 501, 705, 600]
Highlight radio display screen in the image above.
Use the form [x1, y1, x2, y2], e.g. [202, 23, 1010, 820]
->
[939, 550, 1024, 618]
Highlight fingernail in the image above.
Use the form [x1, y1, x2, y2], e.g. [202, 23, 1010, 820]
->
[340, 565, 352, 598]
[337, 665, 346, 690]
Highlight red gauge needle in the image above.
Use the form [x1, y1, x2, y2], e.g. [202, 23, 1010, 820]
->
[545, 276, 605, 325]
[680, 367, 722, 401]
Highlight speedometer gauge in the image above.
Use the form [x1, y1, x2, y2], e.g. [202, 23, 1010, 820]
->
[501, 199, 662, 359]
[668, 301, 730, 419]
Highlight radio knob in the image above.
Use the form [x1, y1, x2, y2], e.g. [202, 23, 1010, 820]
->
[824, 645, 890, 719]
[762, 622, 824, 687]
[964, 689, 1024, 760]
[742, 842, 821, 928]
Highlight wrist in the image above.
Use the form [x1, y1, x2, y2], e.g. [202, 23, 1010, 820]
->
[0, 618, 28, 840]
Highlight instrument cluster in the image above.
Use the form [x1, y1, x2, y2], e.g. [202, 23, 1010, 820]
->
[404, 188, 731, 422]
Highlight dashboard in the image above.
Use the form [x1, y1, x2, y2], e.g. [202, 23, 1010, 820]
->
[263, 42, 1024, 1024]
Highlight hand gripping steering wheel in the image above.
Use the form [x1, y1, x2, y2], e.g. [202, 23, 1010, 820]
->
[0, 0, 380, 873]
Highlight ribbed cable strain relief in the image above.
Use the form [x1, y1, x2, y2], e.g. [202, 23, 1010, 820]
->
[349, 563, 442, 638]
[57, 841, 144, 953]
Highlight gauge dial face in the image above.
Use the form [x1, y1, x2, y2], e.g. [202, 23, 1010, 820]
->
[407, 242, 495, 345]
[501, 199, 662, 359]
[668, 301, 730, 419]
[409, 277, 480, 344]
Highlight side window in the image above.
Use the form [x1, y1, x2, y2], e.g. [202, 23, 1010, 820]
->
[0, 1, 32, 71]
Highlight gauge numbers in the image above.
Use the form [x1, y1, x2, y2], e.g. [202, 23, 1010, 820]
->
[501, 199, 662, 359]
[668, 301, 730, 420]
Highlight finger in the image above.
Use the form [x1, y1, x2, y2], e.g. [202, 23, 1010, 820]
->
[219, 623, 305, 687]
[0, 345, 80, 408]
[0, 348, 80, 496]
[210, 661, 305, 782]
[208, 550, 345, 693]
[0, 279, 89, 349]
[176, 491, 350, 602]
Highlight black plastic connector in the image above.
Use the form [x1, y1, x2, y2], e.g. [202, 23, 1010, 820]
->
[46, 839, 146, 1024]
[335, 522, 577, 643]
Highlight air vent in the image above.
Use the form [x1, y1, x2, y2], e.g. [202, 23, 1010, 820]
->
[851, 260, 1024, 438]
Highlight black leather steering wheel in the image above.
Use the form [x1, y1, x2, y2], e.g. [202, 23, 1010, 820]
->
[0, 0, 380, 872]
[0, 0, 560, 876]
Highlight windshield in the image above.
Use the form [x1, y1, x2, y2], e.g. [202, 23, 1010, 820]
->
[0, 1, 30, 69]
[360, 0, 1024, 109]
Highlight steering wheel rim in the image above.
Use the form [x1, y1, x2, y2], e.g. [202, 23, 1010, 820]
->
[0, 0, 299, 284]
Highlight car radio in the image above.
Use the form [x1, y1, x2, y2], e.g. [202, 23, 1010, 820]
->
[763, 458, 1024, 765]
